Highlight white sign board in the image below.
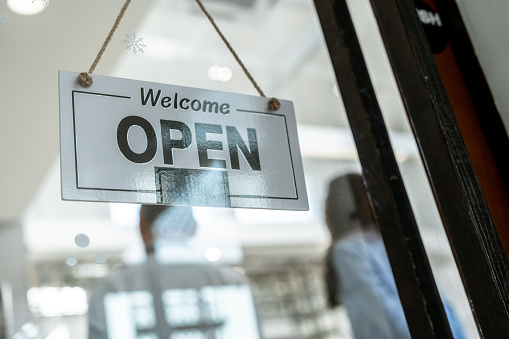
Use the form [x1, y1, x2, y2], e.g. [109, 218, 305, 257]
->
[59, 71, 308, 210]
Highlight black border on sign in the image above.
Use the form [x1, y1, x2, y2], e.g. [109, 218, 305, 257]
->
[233, 109, 298, 200]
[71, 91, 298, 200]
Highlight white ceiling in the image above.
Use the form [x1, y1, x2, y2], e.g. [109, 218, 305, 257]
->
[0, 0, 156, 221]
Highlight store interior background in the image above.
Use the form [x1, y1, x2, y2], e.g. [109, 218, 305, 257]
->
[1, 0, 508, 338]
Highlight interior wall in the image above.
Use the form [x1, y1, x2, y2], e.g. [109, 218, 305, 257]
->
[455, 0, 509, 131]
[0, 222, 29, 335]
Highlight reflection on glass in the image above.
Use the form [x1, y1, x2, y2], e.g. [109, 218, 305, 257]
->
[65, 256, 78, 267]
[75, 234, 90, 248]
[27, 287, 88, 317]
[12, 2, 479, 338]
[324, 174, 411, 339]
[95, 253, 107, 265]
[89, 205, 261, 339]
[324, 173, 467, 339]
[205, 247, 221, 262]
[104, 285, 258, 339]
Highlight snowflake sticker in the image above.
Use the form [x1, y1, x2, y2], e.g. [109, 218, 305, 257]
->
[0, 15, 9, 24]
[122, 33, 146, 54]
[32, 0, 50, 6]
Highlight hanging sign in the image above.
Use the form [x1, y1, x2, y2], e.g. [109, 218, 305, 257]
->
[59, 71, 308, 210]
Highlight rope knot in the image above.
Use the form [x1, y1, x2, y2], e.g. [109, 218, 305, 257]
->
[78, 72, 93, 88]
[269, 97, 281, 111]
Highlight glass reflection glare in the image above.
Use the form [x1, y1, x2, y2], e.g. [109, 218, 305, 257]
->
[205, 247, 221, 262]
[208, 66, 233, 82]
[65, 256, 78, 267]
[75, 233, 90, 248]
[27, 287, 88, 317]
[104, 285, 260, 339]
[95, 253, 107, 265]
[7, 0, 47, 16]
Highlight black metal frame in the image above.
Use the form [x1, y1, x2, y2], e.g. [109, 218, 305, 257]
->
[434, 0, 509, 195]
[368, 0, 509, 336]
[314, 1, 452, 337]
[315, 0, 509, 337]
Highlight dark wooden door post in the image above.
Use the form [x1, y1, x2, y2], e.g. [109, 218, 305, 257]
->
[367, 0, 509, 337]
[420, 0, 509, 256]
[314, 1, 453, 338]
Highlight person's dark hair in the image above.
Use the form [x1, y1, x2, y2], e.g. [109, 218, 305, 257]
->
[324, 173, 376, 307]
[325, 248, 341, 307]
[325, 173, 375, 240]
[140, 204, 169, 227]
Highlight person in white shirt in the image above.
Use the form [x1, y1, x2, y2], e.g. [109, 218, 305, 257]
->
[88, 205, 261, 339]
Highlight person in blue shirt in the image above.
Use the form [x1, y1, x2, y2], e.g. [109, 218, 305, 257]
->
[324, 173, 467, 339]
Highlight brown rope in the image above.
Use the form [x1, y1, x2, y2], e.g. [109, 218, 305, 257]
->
[195, 0, 281, 110]
[77, 0, 280, 110]
[78, 0, 132, 88]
